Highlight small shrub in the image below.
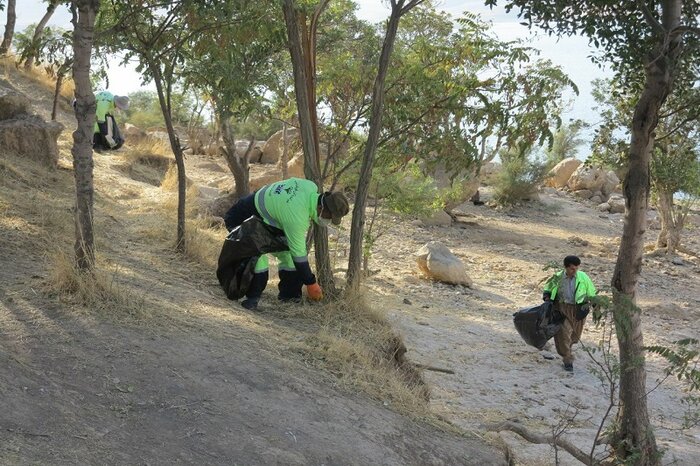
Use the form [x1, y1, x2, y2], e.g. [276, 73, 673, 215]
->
[493, 156, 549, 207]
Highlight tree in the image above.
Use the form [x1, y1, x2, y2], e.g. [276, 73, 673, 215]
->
[345, 0, 425, 291]
[547, 119, 588, 165]
[377, 9, 574, 200]
[488, 0, 700, 462]
[70, 0, 99, 270]
[0, 0, 15, 55]
[282, 0, 336, 292]
[16, 26, 72, 120]
[592, 77, 700, 255]
[99, 0, 203, 250]
[186, 0, 285, 198]
[23, 0, 61, 69]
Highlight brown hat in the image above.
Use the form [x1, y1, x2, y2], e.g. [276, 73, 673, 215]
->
[323, 191, 350, 225]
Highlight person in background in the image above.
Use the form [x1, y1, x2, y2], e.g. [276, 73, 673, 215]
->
[543, 255, 597, 372]
[224, 178, 350, 310]
[93, 91, 129, 151]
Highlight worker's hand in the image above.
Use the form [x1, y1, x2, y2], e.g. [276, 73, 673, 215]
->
[576, 303, 590, 321]
[306, 283, 323, 301]
[542, 291, 551, 302]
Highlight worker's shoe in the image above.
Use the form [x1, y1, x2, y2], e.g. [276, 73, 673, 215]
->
[564, 362, 574, 372]
[241, 297, 260, 310]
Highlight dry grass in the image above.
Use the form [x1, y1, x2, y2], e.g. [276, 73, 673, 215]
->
[183, 218, 225, 268]
[45, 249, 148, 318]
[270, 292, 433, 417]
[0, 55, 74, 99]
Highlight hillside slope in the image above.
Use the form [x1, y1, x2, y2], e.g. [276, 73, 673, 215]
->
[0, 66, 504, 464]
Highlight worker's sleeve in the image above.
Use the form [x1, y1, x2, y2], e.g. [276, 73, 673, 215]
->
[586, 276, 597, 298]
[283, 223, 315, 285]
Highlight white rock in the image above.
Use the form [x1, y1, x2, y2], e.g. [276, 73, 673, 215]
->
[567, 165, 606, 192]
[415, 241, 472, 287]
[546, 157, 582, 188]
[608, 194, 626, 214]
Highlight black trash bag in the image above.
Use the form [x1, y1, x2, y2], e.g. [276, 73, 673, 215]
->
[216, 216, 288, 300]
[513, 301, 564, 350]
[94, 114, 125, 150]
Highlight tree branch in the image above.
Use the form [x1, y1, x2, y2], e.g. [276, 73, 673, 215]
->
[486, 421, 592, 465]
[635, 0, 665, 36]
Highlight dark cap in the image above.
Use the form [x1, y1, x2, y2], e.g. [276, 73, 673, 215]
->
[323, 191, 350, 225]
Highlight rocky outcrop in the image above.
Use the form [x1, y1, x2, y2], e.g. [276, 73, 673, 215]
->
[415, 241, 472, 287]
[546, 157, 581, 188]
[0, 84, 64, 168]
[0, 87, 31, 120]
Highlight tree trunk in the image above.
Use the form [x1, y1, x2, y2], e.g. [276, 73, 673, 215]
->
[24, 0, 59, 69]
[150, 61, 186, 251]
[655, 189, 682, 254]
[610, 1, 682, 463]
[70, 0, 99, 270]
[281, 121, 289, 179]
[282, 0, 335, 294]
[51, 72, 64, 121]
[0, 0, 16, 55]
[220, 115, 250, 198]
[346, 3, 405, 291]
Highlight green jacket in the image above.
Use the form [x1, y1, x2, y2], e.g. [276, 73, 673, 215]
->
[544, 270, 597, 304]
[254, 178, 320, 262]
[94, 91, 116, 133]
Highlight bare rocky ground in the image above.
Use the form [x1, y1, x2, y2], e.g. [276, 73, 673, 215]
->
[360, 189, 700, 465]
[0, 66, 503, 465]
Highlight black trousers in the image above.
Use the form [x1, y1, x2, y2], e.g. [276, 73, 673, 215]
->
[223, 194, 303, 300]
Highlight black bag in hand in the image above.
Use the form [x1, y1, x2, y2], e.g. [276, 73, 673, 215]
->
[513, 301, 564, 350]
[216, 216, 288, 300]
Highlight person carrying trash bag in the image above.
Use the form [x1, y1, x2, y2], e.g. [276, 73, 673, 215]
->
[543, 255, 597, 372]
[513, 300, 564, 350]
[222, 178, 349, 310]
[93, 91, 129, 151]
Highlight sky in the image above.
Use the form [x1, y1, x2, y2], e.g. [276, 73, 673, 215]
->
[15, 0, 610, 145]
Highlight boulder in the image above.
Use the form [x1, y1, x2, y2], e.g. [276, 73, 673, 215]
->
[597, 202, 611, 212]
[123, 123, 148, 145]
[573, 189, 594, 200]
[282, 153, 305, 178]
[590, 195, 603, 205]
[567, 165, 605, 192]
[0, 116, 64, 168]
[420, 210, 452, 227]
[239, 140, 265, 163]
[415, 241, 472, 287]
[260, 128, 299, 165]
[608, 194, 626, 214]
[207, 192, 238, 218]
[546, 157, 582, 188]
[600, 170, 620, 197]
[0, 87, 31, 120]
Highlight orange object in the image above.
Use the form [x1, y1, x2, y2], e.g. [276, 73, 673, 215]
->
[306, 283, 323, 301]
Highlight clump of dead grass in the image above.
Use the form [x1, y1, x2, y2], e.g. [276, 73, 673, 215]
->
[117, 141, 174, 186]
[285, 292, 432, 416]
[46, 250, 148, 318]
[183, 218, 225, 268]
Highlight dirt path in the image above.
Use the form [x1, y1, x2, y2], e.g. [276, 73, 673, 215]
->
[365, 190, 700, 465]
